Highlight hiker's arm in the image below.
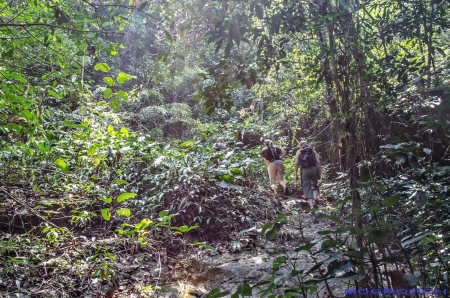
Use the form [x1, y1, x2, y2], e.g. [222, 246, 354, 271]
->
[294, 163, 299, 181]
[280, 149, 287, 159]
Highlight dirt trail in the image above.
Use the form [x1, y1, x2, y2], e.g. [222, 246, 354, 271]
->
[149, 197, 341, 298]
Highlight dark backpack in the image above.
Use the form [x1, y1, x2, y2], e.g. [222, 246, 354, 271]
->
[264, 147, 280, 162]
[297, 147, 316, 168]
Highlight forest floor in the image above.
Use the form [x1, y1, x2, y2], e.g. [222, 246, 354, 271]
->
[0, 183, 344, 298]
[151, 198, 340, 298]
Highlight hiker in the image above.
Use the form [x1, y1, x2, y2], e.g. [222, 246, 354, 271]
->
[260, 140, 288, 195]
[295, 141, 321, 209]
[213, 137, 227, 151]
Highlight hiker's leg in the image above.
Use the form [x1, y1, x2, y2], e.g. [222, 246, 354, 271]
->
[279, 180, 286, 193]
[268, 163, 277, 194]
[311, 181, 319, 207]
[301, 170, 313, 208]
[277, 161, 287, 194]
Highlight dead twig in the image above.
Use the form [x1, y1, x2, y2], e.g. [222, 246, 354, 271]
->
[0, 186, 61, 230]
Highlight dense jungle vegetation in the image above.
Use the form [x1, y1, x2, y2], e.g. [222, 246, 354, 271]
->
[0, 0, 449, 297]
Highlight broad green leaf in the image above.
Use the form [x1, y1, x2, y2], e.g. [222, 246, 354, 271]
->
[159, 210, 169, 217]
[272, 256, 287, 271]
[178, 225, 189, 233]
[117, 72, 135, 84]
[110, 96, 120, 112]
[218, 174, 234, 183]
[116, 208, 131, 217]
[105, 252, 117, 261]
[8, 256, 27, 264]
[103, 88, 112, 99]
[22, 110, 34, 122]
[107, 125, 114, 133]
[117, 90, 128, 101]
[237, 284, 252, 296]
[328, 260, 359, 276]
[164, 30, 173, 43]
[266, 222, 283, 240]
[11, 72, 27, 83]
[101, 208, 111, 220]
[48, 89, 62, 99]
[367, 205, 381, 212]
[230, 167, 243, 176]
[54, 158, 68, 172]
[101, 197, 112, 203]
[180, 141, 194, 147]
[116, 192, 137, 203]
[381, 193, 401, 208]
[401, 232, 432, 248]
[207, 289, 230, 298]
[138, 1, 149, 11]
[115, 179, 129, 185]
[103, 77, 114, 86]
[294, 243, 316, 252]
[94, 63, 110, 72]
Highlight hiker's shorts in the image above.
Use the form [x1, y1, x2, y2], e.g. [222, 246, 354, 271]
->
[301, 166, 320, 199]
[268, 160, 284, 185]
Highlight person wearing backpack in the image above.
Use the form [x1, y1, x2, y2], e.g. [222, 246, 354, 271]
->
[294, 141, 321, 210]
[261, 140, 288, 195]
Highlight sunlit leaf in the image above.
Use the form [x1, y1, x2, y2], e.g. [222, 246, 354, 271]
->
[48, 89, 62, 99]
[117, 90, 129, 101]
[115, 179, 129, 185]
[103, 88, 112, 98]
[101, 208, 111, 220]
[110, 96, 120, 112]
[94, 63, 110, 72]
[117, 72, 135, 84]
[116, 192, 137, 203]
[116, 208, 131, 217]
[54, 158, 68, 172]
[103, 77, 114, 86]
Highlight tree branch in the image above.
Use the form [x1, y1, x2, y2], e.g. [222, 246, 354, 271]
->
[0, 22, 123, 34]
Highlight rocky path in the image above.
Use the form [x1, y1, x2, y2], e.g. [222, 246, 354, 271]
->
[151, 197, 341, 298]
